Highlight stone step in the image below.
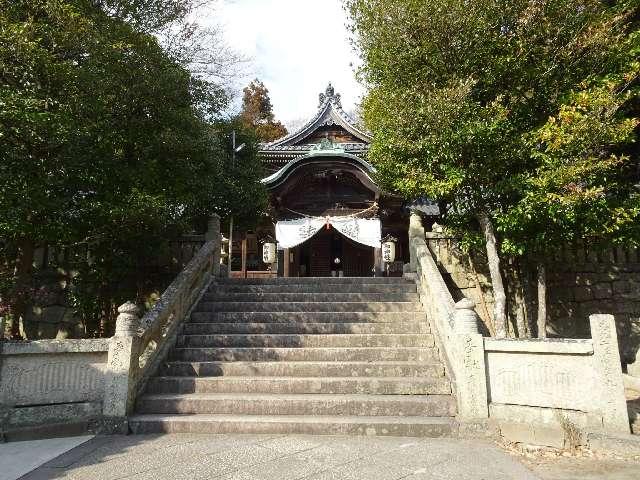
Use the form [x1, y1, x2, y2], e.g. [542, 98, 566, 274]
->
[128, 414, 457, 437]
[176, 333, 435, 349]
[137, 393, 457, 417]
[190, 311, 424, 324]
[203, 292, 420, 303]
[146, 376, 452, 395]
[171, 347, 440, 363]
[214, 277, 411, 285]
[182, 322, 429, 335]
[160, 361, 445, 378]
[211, 284, 417, 294]
[196, 302, 422, 313]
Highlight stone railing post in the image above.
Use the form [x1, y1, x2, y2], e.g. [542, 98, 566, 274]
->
[206, 214, 221, 277]
[453, 299, 488, 420]
[454, 299, 480, 334]
[590, 314, 630, 433]
[408, 211, 425, 272]
[102, 302, 141, 432]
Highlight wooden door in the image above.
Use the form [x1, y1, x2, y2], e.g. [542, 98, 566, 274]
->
[309, 230, 332, 277]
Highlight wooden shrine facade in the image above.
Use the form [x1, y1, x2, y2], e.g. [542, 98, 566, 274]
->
[229, 84, 409, 278]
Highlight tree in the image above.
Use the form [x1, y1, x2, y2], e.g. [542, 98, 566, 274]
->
[499, 62, 640, 335]
[208, 118, 269, 230]
[346, 0, 639, 336]
[240, 79, 288, 142]
[0, 0, 261, 337]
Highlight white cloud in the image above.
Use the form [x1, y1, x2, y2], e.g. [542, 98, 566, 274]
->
[202, 0, 364, 126]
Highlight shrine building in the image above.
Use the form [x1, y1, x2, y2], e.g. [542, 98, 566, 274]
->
[229, 84, 412, 278]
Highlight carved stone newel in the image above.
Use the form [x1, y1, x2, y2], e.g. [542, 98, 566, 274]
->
[408, 211, 425, 272]
[115, 301, 140, 336]
[102, 301, 142, 430]
[205, 214, 221, 276]
[454, 298, 480, 334]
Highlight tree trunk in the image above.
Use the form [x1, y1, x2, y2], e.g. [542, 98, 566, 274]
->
[478, 212, 508, 337]
[537, 263, 547, 339]
[512, 261, 529, 338]
[11, 237, 35, 339]
[467, 255, 494, 336]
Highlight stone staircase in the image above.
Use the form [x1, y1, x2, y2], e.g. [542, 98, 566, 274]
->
[129, 277, 457, 436]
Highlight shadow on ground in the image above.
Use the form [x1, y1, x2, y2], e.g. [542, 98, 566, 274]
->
[18, 434, 546, 480]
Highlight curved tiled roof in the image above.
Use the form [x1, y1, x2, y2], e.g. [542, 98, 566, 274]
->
[260, 83, 372, 151]
[261, 143, 369, 153]
[261, 151, 377, 190]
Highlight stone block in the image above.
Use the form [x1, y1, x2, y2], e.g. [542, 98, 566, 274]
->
[613, 280, 637, 295]
[499, 422, 565, 448]
[575, 273, 596, 286]
[455, 333, 488, 420]
[579, 299, 615, 315]
[0, 350, 108, 407]
[457, 419, 499, 439]
[574, 286, 593, 302]
[490, 404, 600, 431]
[549, 286, 573, 302]
[500, 422, 534, 444]
[614, 301, 640, 314]
[7, 402, 101, 427]
[595, 272, 618, 282]
[485, 348, 596, 411]
[593, 283, 613, 300]
[587, 432, 640, 457]
[590, 314, 631, 433]
[534, 426, 568, 449]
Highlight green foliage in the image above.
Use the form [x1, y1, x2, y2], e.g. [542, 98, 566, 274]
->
[347, 0, 639, 253]
[208, 118, 269, 230]
[499, 60, 640, 254]
[0, 0, 265, 336]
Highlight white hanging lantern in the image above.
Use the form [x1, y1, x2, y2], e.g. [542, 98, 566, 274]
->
[382, 236, 397, 263]
[262, 242, 277, 264]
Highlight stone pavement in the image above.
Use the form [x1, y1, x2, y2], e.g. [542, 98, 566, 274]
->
[12, 434, 640, 480]
[0, 436, 93, 480]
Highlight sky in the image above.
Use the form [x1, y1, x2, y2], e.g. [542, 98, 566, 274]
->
[206, 0, 364, 127]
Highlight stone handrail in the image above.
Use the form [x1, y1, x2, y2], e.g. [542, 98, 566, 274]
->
[102, 215, 221, 431]
[409, 213, 630, 436]
[408, 213, 488, 420]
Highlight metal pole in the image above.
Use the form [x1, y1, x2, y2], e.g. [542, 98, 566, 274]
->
[228, 130, 236, 278]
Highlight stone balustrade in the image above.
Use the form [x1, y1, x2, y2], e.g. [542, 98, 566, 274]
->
[0, 215, 221, 438]
[408, 212, 488, 420]
[408, 212, 631, 443]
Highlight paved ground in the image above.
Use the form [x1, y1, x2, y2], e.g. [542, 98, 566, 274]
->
[523, 455, 640, 480]
[8, 434, 640, 480]
[0, 436, 93, 480]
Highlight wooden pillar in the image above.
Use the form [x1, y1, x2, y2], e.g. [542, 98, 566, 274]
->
[374, 247, 382, 277]
[284, 248, 291, 278]
[241, 237, 247, 278]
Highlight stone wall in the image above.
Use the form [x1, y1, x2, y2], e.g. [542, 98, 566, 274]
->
[545, 246, 640, 367]
[485, 316, 630, 446]
[7, 233, 210, 341]
[0, 339, 109, 437]
[0, 226, 222, 439]
[425, 232, 640, 367]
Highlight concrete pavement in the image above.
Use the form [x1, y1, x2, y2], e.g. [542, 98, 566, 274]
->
[10, 434, 640, 480]
[0, 436, 93, 480]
